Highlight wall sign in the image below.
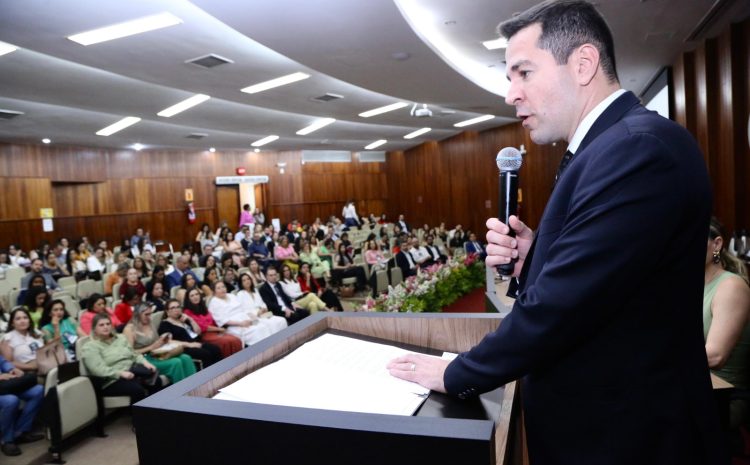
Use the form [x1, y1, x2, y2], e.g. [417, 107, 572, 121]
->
[215, 176, 269, 185]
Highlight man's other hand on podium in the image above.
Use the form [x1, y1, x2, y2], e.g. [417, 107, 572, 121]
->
[387, 354, 448, 393]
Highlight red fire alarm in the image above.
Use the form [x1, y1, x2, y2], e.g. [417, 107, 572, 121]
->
[236, 167, 246, 175]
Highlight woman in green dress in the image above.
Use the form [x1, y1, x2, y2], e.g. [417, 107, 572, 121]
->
[123, 303, 196, 384]
[299, 241, 331, 280]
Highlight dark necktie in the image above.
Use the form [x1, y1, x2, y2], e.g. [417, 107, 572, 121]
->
[554, 150, 574, 184]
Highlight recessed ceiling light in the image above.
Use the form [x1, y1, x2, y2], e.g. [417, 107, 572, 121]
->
[482, 38, 508, 50]
[157, 94, 210, 117]
[132, 143, 144, 151]
[364, 139, 387, 150]
[404, 127, 431, 139]
[41, 138, 51, 144]
[296, 118, 336, 135]
[358, 102, 409, 118]
[254, 148, 260, 153]
[251, 135, 279, 147]
[68, 12, 183, 46]
[209, 147, 216, 153]
[0, 41, 17, 57]
[454, 114, 495, 128]
[96, 116, 141, 136]
[241, 72, 309, 94]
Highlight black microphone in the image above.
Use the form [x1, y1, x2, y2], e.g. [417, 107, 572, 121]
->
[495, 147, 523, 276]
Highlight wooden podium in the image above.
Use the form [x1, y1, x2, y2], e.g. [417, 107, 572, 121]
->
[134, 312, 523, 465]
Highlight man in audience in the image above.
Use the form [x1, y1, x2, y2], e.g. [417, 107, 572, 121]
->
[464, 232, 487, 260]
[130, 227, 149, 250]
[0, 354, 44, 456]
[104, 262, 128, 295]
[397, 214, 410, 233]
[201, 243, 217, 260]
[408, 238, 433, 269]
[167, 255, 197, 291]
[425, 235, 447, 264]
[20, 258, 59, 291]
[56, 238, 69, 263]
[235, 225, 250, 248]
[247, 232, 274, 271]
[7, 245, 29, 269]
[258, 267, 310, 325]
[395, 241, 418, 278]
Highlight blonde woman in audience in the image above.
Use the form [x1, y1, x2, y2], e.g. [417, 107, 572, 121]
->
[704, 217, 750, 429]
[123, 303, 196, 383]
[208, 281, 274, 346]
[299, 241, 331, 280]
[279, 264, 329, 313]
[236, 273, 287, 334]
[182, 288, 242, 358]
[0, 309, 44, 373]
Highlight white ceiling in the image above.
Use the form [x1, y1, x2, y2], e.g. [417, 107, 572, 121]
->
[0, 0, 746, 153]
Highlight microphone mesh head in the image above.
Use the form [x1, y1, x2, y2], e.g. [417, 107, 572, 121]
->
[496, 147, 523, 172]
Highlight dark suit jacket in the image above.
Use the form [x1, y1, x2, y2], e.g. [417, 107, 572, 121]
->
[464, 241, 485, 256]
[166, 269, 197, 291]
[258, 281, 293, 317]
[444, 92, 726, 465]
[394, 251, 417, 278]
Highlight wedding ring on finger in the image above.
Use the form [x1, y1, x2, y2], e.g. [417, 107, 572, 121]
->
[410, 363, 416, 372]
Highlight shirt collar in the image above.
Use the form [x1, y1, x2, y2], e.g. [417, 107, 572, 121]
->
[567, 89, 626, 155]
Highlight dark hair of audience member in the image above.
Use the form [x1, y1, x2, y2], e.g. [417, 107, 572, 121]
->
[39, 299, 72, 328]
[183, 287, 208, 316]
[24, 285, 50, 310]
[8, 307, 36, 333]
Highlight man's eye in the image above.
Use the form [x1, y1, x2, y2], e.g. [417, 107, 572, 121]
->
[520, 70, 531, 79]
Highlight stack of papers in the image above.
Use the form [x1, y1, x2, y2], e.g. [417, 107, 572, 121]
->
[214, 333, 439, 416]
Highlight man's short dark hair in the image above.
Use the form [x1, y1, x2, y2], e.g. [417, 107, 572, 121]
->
[499, 0, 618, 83]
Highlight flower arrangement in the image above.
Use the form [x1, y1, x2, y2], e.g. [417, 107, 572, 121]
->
[363, 254, 486, 312]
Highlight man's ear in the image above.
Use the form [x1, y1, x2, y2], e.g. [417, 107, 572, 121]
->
[573, 43, 600, 86]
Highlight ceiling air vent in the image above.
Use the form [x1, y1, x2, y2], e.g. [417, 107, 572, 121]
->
[186, 133, 208, 140]
[0, 109, 24, 120]
[185, 54, 234, 69]
[312, 93, 344, 103]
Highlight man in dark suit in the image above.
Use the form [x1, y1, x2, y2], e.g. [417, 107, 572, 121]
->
[388, 2, 726, 464]
[166, 255, 197, 291]
[394, 240, 417, 278]
[463, 233, 486, 260]
[258, 266, 309, 325]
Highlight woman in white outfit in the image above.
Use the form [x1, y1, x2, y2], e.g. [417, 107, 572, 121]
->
[236, 273, 287, 334]
[207, 281, 273, 346]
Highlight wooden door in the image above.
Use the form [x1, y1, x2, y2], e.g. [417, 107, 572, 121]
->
[254, 183, 266, 217]
[216, 186, 240, 229]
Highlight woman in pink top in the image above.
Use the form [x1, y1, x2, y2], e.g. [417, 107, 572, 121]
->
[238, 204, 254, 229]
[79, 293, 122, 334]
[182, 287, 241, 358]
[364, 240, 387, 298]
[274, 236, 300, 273]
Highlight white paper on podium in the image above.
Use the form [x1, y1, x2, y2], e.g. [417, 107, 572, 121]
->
[215, 333, 440, 416]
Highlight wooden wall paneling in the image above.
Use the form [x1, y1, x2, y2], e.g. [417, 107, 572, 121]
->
[672, 52, 697, 135]
[46, 147, 107, 182]
[52, 182, 96, 217]
[714, 26, 738, 231]
[0, 178, 52, 220]
[741, 19, 750, 231]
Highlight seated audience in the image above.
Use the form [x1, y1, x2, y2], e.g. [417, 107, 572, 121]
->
[79, 293, 122, 335]
[333, 243, 367, 290]
[20, 258, 59, 291]
[22, 285, 51, 327]
[119, 268, 146, 301]
[247, 232, 274, 270]
[132, 256, 150, 279]
[200, 266, 220, 297]
[299, 242, 331, 280]
[85, 247, 109, 280]
[235, 273, 288, 334]
[43, 252, 69, 281]
[182, 288, 242, 358]
[158, 299, 221, 368]
[146, 281, 168, 311]
[395, 241, 418, 279]
[704, 218, 750, 429]
[147, 265, 168, 295]
[409, 237, 433, 269]
[195, 223, 218, 252]
[104, 263, 128, 295]
[449, 225, 466, 248]
[298, 263, 342, 311]
[0, 354, 44, 456]
[247, 259, 267, 288]
[115, 288, 141, 325]
[222, 267, 239, 293]
[396, 214, 410, 233]
[279, 264, 329, 313]
[123, 303, 196, 384]
[274, 236, 300, 273]
[364, 240, 388, 297]
[425, 235, 448, 264]
[208, 281, 275, 346]
[0, 309, 43, 373]
[167, 255, 198, 291]
[258, 267, 310, 325]
[39, 299, 86, 360]
[82, 313, 161, 405]
[465, 232, 487, 260]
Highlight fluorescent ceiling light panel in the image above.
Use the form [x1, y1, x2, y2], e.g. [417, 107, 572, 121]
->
[296, 118, 336, 135]
[454, 114, 495, 127]
[364, 139, 387, 150]
[96, 116, 141, 136]
[157, 94, 210, 117]
[358, 102, 409, 118]
[251, 135, 279, 147]
[0, 41, 17, 57]
[404, 127, 432, 139]
[68, 12, 183, 46]
[482, 38, 508, 50]
[241, 72, 310, 94]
